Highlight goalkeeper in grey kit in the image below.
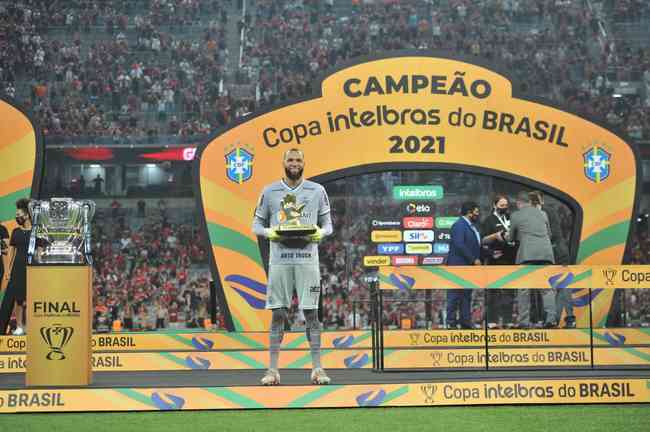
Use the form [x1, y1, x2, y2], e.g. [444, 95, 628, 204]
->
[252, 148, 333, 385]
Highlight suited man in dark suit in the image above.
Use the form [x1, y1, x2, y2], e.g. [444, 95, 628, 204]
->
[446, 201, 482, 329]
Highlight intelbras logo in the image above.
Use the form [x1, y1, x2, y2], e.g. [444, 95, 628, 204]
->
[393, 185, 443, 200]
[33, 301, 81, 318]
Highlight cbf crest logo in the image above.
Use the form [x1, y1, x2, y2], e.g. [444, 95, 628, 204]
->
[225, 144, 254, 184]
[583, 146, 611, 183]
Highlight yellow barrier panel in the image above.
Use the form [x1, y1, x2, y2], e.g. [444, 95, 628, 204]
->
[26, 266, 92, 386]
[377, 265, 650, 290]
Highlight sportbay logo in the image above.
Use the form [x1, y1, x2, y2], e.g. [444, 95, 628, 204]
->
[371, 219, 401, 228]
[391, 255, 418, 266]
[403, 216, 434, 229]
[406, 203, 431, 214]
[377, 243, 405, 255]
[403, 230, 434, 242]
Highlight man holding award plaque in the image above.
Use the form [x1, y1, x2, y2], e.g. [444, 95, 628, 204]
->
[252, 148, 333, 385]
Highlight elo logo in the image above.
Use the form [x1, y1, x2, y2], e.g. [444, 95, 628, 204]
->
[403, 230, 434, 242]
[433, 243, 450, 254]
[406, 203, 431, 214]
[377, 243, 405, 255]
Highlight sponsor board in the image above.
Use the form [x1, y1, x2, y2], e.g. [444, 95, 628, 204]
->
[422, 256, 445, 265]
[370, 219, 402, 228]
[435, 217, 458, 229]
[3, 328, 647, 354]
[0, 331, 373, 353]
[405, 243, 433, 254]
[389, 329, 592, 347]
[377, 243, 405, 255]
[391, 256, 419, 266]
[0, 350, 376, 373]
[1, 379, 648, 413]
[403, 216, 434, 229]
[393, 186, 443, 201]
[593, 265, 650, 288]
[384, 348, 592, 369]
[371, 230, 402, 242]
[2, 346, 650, 374]
[403, 230, 435, 242]
[363, 256, 391, 267]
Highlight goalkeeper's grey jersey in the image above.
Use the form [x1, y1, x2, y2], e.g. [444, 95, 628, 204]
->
[253, 179, 332, 265]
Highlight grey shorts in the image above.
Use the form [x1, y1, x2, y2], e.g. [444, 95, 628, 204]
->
[266, 264, 321, 310]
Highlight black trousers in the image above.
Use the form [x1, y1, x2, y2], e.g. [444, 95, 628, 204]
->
[0, 267, 15, 334]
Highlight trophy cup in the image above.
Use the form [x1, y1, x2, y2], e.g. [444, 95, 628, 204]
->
[28, 198, 96, 265]
[276, 193, 316, 237]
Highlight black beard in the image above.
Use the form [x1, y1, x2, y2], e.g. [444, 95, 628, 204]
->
[285, 167, 303, 181]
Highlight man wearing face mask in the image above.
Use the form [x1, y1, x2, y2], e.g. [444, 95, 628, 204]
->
[446, 201, 483, 329]
[0, 198, 33, 335]
[481, 195, 517, 328]
[0, 222, 8, 288]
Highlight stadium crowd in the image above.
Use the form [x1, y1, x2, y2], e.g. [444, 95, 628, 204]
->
[90, 203, 219, 331]
[1, 0, 650, 331]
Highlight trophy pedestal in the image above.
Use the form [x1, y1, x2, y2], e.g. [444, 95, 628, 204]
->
[277, 224, 317, 237]
[26, 265, 93, 386]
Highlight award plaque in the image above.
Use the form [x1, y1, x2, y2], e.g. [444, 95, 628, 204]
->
[276, 193, 316, 237]
[28, 198, 96, 265]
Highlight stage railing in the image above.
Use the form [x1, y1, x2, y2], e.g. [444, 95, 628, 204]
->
[369, 265, 650, 372]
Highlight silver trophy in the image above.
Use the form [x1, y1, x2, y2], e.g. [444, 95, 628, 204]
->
[28, 198, 95, 265]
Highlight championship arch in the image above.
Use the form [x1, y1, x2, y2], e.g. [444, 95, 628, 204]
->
[0, 97, 42, 294]
[195, 52, 640, 332]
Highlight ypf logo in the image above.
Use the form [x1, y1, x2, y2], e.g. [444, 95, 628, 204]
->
[602, 268, 617, 286]
[40, 324, 74, 360]
[420, 384, 438, 404]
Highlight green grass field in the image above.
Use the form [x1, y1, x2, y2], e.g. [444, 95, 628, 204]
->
[1, 405, 648, 432]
